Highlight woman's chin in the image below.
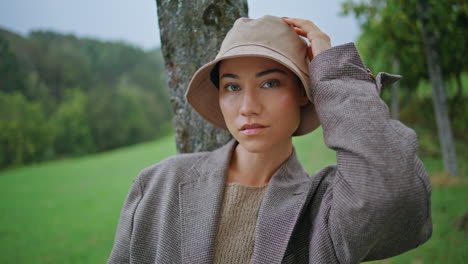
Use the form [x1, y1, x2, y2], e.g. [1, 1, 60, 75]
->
[234, 138, 269, 154]
[239, 144, 268, 154]
[235, 136, 288, 154]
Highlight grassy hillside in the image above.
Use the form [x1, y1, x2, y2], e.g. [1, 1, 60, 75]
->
[0, 135, 176, 263]
[0, 130, 466, 263]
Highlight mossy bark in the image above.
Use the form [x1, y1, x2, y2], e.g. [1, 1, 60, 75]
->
[156, 0, 248, 153]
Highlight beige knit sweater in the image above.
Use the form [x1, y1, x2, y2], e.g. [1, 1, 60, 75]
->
[213, 182, 268, 264]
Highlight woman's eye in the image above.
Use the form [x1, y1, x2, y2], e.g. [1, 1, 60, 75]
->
[224, 84, 240, 92]
[262, 80, 280, 88]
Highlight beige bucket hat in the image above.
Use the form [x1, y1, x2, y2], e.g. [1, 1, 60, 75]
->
[185, 15, 320, 136]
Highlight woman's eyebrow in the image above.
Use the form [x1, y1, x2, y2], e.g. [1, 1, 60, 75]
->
[220, 69, 287, 80]
[256, 69, 287, 77]
[220, 73, 239, 79]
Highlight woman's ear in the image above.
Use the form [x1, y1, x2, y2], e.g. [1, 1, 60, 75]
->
[299, 93, 309, 106]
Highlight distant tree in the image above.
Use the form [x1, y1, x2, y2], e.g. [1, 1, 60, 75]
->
[87, 80, 168, 152]
[342, 0, 464, 175]
[0, 92, 52, 167]
[0, 36, 25, 94]
[156, 0, 249, 153]
[51, 89, 95, 156]
[28, 31, 92, 103]
[416, 0, 458, 175]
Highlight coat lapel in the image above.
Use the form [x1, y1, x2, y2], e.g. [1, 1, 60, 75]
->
[251, 148, 312, 264]
[179, 139, 313, 264]
[178, 139, 236, 264]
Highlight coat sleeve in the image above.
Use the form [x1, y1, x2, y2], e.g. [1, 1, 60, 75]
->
[307, 43, 432, 263]
[107, 173, 144, 264]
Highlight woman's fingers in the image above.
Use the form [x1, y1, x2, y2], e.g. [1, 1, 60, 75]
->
[293, 27, 307, 37]
[282, 17, 331, 59]
[283, 17, 321, 36]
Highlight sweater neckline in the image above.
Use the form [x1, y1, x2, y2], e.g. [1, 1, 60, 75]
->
[225, 182, 268, 189]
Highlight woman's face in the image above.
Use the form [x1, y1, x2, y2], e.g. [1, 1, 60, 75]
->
[218, 56, 309, 153]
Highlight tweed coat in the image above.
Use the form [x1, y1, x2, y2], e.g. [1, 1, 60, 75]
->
[107, 43, 432, 264]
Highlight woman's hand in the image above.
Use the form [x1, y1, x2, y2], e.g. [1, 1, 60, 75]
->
[282, 17, 331, 60]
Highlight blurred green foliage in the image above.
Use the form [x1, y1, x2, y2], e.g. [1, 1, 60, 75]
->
[341, 0, 468, 169]
[52, 89, 94, 155]
[341, 0, 467, 91]
[0, 28, 172, 169]
[0, 92, 52, 166]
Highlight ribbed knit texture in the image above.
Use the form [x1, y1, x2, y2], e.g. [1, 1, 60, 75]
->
[213, 182, 268, 264]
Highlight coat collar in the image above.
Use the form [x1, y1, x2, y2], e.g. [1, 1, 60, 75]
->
[179, 138, 313, 264]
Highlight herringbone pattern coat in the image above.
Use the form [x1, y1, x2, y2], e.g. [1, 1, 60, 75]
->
[108, 43, 432, 264]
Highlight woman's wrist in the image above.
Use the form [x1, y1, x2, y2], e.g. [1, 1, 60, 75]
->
[309, 35, 332, 58]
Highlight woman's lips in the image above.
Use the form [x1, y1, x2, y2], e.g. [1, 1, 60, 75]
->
[239, 123, 269, 135]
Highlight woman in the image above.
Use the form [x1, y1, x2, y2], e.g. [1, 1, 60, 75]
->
[108, 15, 432, 264]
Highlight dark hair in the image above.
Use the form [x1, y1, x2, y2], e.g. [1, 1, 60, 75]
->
[210, 61, 222, 89]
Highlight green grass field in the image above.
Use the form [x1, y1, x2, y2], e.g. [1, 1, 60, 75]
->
[0, 130, 466, 263]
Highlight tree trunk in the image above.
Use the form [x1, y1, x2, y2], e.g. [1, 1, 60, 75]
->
[155, 0, 248, 153]
[391, 58, 400, 120]
[417, 0, 458, 175]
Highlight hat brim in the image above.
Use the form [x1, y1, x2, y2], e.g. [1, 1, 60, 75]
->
[185, 45, 320, 136]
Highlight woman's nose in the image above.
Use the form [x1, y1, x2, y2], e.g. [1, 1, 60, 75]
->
[239, 89, 262, 116]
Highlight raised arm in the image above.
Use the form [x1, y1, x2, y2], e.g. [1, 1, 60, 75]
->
[283, 17, 432, 263]
[309, 43, 432, 262]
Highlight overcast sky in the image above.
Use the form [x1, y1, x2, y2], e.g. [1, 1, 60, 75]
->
[0, 0, 360, 50]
